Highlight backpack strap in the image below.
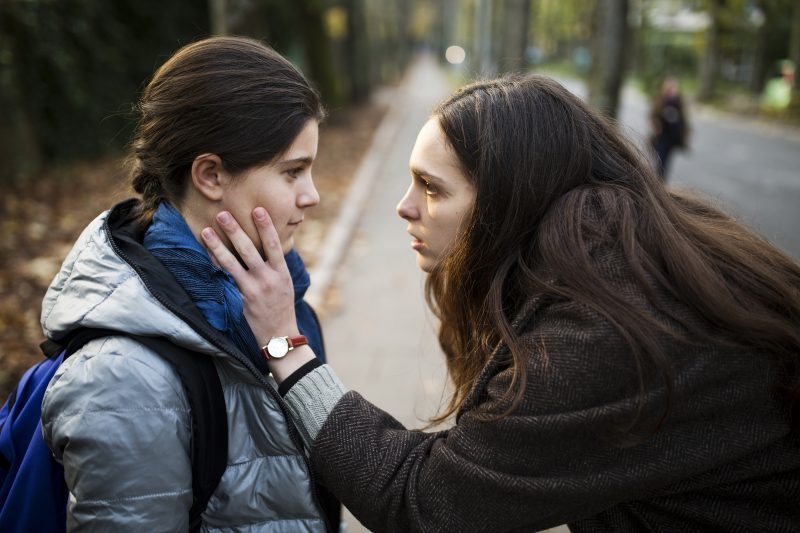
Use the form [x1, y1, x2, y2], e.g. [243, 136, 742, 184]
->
[40, 329, 228, 531]
[39, 328, 126, 360]
[128, 335, 227, 531]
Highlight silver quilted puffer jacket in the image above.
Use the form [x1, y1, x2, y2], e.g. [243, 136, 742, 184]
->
[40, 200, 333, 532]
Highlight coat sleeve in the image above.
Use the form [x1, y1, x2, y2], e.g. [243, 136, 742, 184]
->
[41, 336, 194, 532]
[305, 300, 783, 532]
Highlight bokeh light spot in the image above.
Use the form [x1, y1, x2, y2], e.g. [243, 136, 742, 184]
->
[445, 45, 466, 65]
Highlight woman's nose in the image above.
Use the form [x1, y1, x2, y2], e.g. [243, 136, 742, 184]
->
[396, 185, 419, 221]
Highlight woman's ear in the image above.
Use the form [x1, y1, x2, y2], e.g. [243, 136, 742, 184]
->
[190, 153, 230, 201]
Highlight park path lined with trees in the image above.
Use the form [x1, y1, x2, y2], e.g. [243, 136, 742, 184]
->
[1, 2, 800, 529]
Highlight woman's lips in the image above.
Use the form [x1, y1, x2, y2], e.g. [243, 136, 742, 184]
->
[410, 236, 424, 251]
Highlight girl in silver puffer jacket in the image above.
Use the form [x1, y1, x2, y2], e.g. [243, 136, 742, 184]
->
[41, 36, 338, 532]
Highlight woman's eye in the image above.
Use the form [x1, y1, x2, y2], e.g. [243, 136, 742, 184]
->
[287, 167, 303, 178]
[415, 175, 438, 196]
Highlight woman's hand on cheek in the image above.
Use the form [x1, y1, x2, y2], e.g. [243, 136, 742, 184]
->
[201, 208, 300, 344]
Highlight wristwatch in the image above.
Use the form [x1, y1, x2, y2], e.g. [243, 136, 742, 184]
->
[260, 335, 308, 361]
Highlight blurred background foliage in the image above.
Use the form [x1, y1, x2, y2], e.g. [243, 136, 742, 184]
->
[0, 1, 209, 176]
[0, 0, 422, 182]
[1, 0, 799, 183]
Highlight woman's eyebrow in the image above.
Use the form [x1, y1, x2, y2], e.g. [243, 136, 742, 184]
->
[409, 166, 445, 184]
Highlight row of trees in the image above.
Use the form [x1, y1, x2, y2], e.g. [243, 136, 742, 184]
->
[590, 0, 800, 114]
[693, 0, 800, 102]
[437, 0, 800, 117]
[0, 0, 423, 183]
[3, 0, 799, 182]
[208, 0, 420, 107]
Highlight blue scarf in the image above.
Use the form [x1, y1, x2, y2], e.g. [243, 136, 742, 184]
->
[143, 202, 325, 373]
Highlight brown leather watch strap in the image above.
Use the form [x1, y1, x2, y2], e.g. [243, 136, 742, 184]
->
[260, 335, 308, 361]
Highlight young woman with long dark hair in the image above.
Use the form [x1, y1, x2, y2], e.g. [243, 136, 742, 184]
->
[40, 37, 340, 531]
[203, 74, 800, 532]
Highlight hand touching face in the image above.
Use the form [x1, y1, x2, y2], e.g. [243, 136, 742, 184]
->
[201, 208, 316, 383]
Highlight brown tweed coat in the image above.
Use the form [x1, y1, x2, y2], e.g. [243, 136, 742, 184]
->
[311, 255, 800, 532]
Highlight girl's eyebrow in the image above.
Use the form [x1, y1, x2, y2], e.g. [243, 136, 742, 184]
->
[278, 156, 313, 166]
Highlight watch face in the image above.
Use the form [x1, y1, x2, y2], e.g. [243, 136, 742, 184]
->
[267, 337, 290, 358]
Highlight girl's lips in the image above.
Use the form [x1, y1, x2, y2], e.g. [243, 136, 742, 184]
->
[410, 237, 424, 251]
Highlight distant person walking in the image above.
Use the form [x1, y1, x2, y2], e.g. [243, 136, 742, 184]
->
[650, 75, 690, 180]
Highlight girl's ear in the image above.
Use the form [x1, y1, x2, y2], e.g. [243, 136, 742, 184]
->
[190, 153, 230, 201]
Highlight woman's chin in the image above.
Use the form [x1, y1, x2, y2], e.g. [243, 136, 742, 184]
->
[416, 254, 435, 273]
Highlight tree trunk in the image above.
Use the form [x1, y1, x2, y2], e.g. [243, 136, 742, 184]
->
[437, 0, 458, 59]
[748, 0, 770, 95]
[296, 0, 342, 107]
[588, 0, 629, 118]
[344, 0, 370, 103]
[473, 0, 494, 76]
[697, 0, 722, 103]
[791, 0, 800, 91]
[209, 0, 227, 36]
[394, 0, 414, 78]
[498, 0, 531, 74]
[788, 0, 800, 111]
[0, 77, 41, 182]
[0, 5, 42, 182]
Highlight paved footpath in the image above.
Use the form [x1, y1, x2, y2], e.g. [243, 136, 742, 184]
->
[315, 56, 567, 533]
[319, 55, 450, 436]
[319, 55, 450, 532]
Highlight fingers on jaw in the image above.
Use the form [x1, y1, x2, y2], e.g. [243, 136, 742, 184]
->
[201, 227, 218, 243]
[202, 230, 238, 271]
[253, 207, 271, 225]
[252, 208, 284, 264]
[213, 211, 260, 264]
[253, 209, 281, 251]
[228, 229, 258, 254]
[216, 211, 235, 227]
[264, 236, 281, 252]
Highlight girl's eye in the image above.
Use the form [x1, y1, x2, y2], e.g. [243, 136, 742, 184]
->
[287, 167, 303, 178]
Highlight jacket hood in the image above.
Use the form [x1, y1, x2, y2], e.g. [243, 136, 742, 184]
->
[41, 199, 232, 357]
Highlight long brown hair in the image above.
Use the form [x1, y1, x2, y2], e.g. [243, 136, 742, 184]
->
[427, 74, 800, 432]
[127, 36, 324, 226]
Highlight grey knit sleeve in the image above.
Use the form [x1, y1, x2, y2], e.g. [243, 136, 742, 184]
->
[283, 364, 348, 446]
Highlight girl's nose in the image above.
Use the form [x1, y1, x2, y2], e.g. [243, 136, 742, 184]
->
[298, 176, 320, 208]
[396, 185, 419, 221]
